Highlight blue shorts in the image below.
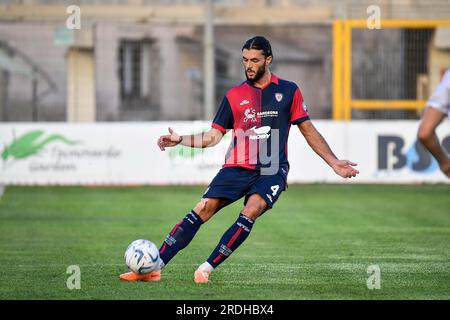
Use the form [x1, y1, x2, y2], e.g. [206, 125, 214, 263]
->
[203, 165, 289, 210]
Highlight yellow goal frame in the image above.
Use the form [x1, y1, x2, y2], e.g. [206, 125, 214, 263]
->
[333, 19, 450, 120]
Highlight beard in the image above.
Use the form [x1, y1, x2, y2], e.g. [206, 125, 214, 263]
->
[245, 64, 266, 83]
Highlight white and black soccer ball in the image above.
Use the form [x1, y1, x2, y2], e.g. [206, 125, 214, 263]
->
[124, 239, 160, 274]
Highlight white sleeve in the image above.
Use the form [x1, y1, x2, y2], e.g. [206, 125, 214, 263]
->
[427, 69, 450, 116]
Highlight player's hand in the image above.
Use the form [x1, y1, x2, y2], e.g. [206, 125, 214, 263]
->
[331, 160, 359, 178]
[157, 127, 182, 151]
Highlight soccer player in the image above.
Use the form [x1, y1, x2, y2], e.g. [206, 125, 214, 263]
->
[418, 69, 450, 178]
[120, 36, 359, 283]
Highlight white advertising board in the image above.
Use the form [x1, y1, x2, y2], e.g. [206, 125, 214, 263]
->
[0, 121, 448, 185]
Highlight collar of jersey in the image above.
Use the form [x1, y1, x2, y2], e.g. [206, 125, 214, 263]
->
[245, 73, 279, 89]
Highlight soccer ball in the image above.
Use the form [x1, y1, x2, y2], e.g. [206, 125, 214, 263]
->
[124, 239, 160, 274]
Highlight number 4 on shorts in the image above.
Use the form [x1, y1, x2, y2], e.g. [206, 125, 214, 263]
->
[270, 185, 279, 196]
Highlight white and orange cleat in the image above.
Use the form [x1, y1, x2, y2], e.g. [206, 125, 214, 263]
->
[194, 269, 210, 283]
[119, 270, 161, 282]
[194, 262, 214, 284]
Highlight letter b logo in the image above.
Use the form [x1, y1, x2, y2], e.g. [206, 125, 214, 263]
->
[378, 136, 406, 170]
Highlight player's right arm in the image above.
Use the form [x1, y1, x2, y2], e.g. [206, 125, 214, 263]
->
[157, 127, 223, 151]
[158, 95, 234, 151]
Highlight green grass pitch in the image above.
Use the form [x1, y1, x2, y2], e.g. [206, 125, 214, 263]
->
[0, 184, 449, 300]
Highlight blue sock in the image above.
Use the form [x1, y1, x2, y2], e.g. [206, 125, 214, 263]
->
[207, 213, 254, 268]
[159, 210, 203, 266]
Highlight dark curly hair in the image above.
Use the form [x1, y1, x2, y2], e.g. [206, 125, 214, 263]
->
[242, 36, 273, 58]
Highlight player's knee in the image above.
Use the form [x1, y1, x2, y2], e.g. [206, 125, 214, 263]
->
[193, 198, 215, 222]
[242, 200, 266, 220]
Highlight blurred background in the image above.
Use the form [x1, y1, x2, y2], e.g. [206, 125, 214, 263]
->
[1, 0, 449, 122]
[0, 0, 449, 184]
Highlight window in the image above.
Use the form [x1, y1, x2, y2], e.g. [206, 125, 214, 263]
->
[119, 40, 159, 110]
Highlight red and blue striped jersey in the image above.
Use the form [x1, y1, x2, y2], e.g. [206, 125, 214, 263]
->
[212, 73, 310, 170]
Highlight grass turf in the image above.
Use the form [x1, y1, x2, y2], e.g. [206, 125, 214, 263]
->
[0, 184, 449, 300]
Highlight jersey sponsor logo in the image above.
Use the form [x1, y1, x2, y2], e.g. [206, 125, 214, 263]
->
[257, 110, 278, 118]
[249, 126, 271, 140]
[251, 126, 271, 134]
[302, 102, 308, 112]
[275, 93, 283, 102]
[240, 99, 250, 106]
[244, 108, 257, 123]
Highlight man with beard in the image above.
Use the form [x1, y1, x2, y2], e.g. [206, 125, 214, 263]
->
[120, 36, 359, 283]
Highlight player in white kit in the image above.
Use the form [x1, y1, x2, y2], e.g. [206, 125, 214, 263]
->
[418, 69, 450, 178]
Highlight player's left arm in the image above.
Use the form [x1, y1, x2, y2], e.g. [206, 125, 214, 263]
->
[297, 120, 359, 178]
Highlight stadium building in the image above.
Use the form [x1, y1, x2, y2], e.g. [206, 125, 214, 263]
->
[1, 0, 449, 122]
